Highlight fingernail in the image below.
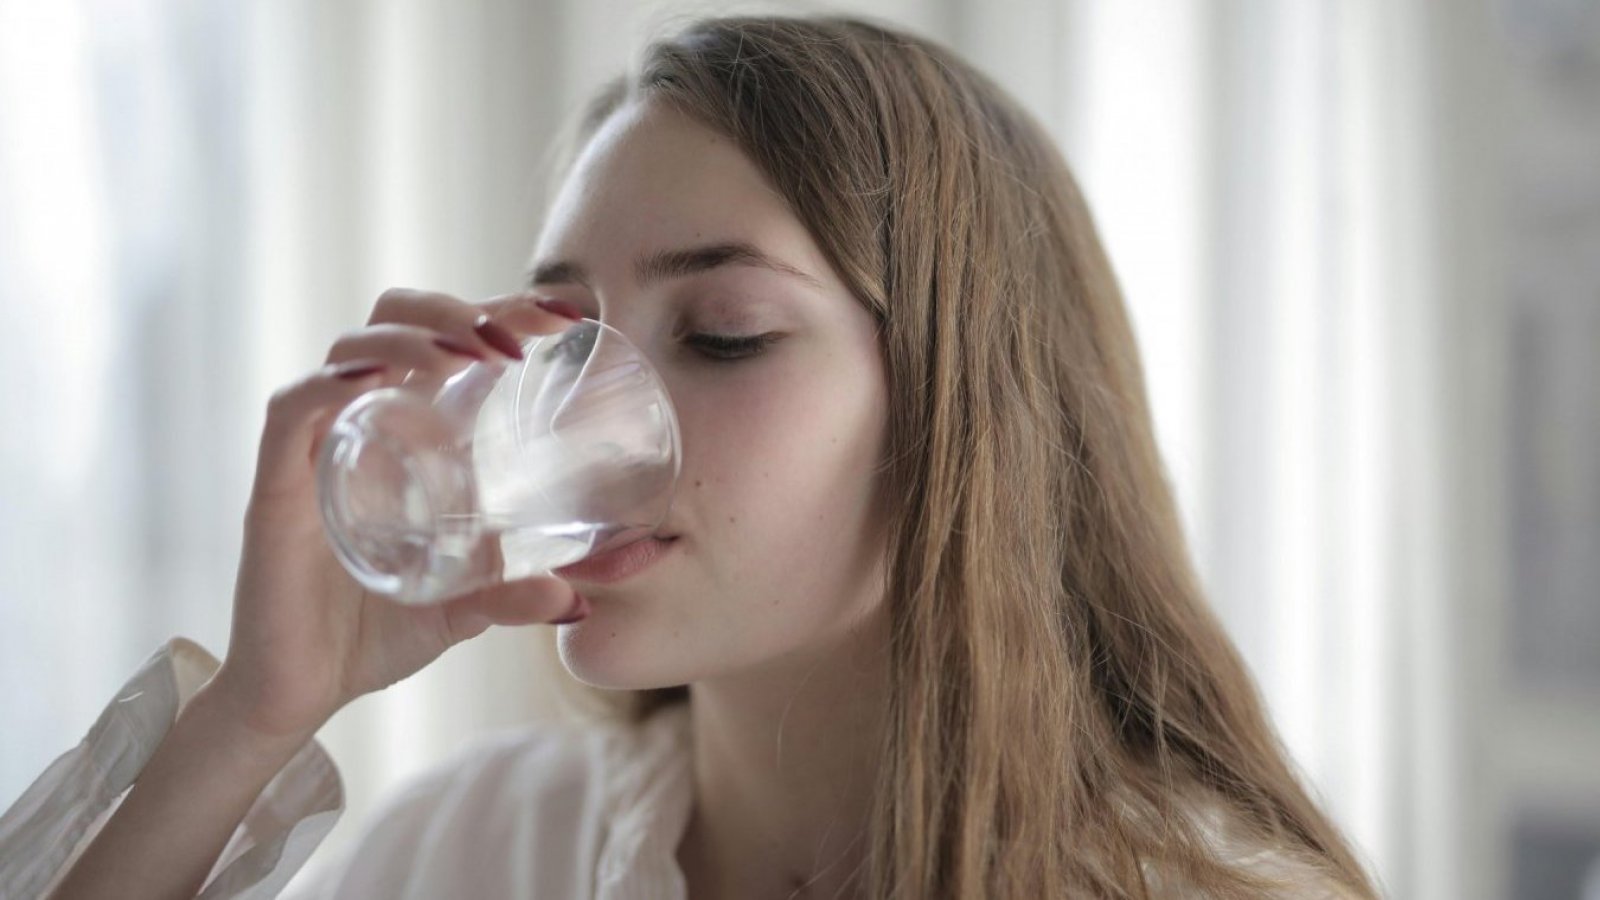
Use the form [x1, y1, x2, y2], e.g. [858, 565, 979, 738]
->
[473, 314, 525, 360]
[535, 298, 585, 322]
[550, 592, 590, 625]
[334, 361, 387, 380]
[432, 335, 487, 360]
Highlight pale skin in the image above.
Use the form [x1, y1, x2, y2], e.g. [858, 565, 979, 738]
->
[47, 296, 588, 898]
[531, 99, 893, 898]
[49, 97, 891, 900]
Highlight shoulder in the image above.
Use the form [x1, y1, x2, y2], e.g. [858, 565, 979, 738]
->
[368, 709, 674, 841]
[389, 718, 611, 815]
[410, 702, 690, 814]
[299, 711, 686, 898]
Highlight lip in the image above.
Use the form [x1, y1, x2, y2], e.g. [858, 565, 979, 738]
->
[552, 535, 679, 584]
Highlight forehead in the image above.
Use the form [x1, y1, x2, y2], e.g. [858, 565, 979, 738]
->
[533, 99, 808, 267]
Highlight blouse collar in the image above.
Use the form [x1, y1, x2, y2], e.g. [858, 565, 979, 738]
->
[595, 702, 694, 899]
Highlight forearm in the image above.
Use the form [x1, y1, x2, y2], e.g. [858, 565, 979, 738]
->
[47, 677, 322, 900]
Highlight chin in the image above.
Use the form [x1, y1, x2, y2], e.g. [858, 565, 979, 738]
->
[554, 608, 693, 691]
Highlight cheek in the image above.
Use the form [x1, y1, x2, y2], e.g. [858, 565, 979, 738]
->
[556, 346, 888, 690]
[675, 355, 886, 590]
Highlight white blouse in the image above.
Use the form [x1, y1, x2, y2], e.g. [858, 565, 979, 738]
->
[0, 638, 1361, 899]
[0, 636, 694, 900]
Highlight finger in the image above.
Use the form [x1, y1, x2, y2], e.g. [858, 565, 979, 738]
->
[324, 322, 494, 370]
[368, 287, 580, 359]
[476, 290, 587, 337]
[252, 360, 396, 502]
[367, 287, 474, 330]
[439, 575, 587, 645]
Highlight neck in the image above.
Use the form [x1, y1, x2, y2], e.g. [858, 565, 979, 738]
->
[677, 604, 889, 900]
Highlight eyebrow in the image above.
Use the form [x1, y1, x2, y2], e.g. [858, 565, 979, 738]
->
[525, 240, 825, 292]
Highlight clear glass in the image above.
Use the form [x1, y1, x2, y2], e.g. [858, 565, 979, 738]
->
[315, 318, 680, 605]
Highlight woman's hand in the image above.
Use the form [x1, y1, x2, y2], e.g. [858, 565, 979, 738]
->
[207, 288, 585, 741]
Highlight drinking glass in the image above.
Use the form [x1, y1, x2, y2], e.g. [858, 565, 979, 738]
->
[315, 318, 680, 605]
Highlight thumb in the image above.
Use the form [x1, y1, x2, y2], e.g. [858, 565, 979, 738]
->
[439, 575, 587, 644]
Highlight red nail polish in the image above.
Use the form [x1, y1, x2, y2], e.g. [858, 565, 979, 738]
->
[432, 335, 487, 360]
[334, 361, 387, 380]
[535, 298, 585, 322]
[473, 314, 526, 360]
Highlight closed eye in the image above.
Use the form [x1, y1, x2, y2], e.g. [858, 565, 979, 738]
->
[686, 332, 778, 361]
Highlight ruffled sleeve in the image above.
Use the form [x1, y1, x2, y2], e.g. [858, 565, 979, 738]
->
[0, 636, 343, 900]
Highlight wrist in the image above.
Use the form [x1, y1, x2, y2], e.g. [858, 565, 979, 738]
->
[186, 675, 328, 766]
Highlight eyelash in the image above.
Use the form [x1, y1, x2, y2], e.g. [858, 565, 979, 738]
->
[686, 332, 777, 362]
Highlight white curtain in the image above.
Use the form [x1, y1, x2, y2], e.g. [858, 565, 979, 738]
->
[0, 2, 1505, 897]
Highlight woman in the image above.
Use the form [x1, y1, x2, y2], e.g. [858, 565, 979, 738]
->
[15, 13, 1379, 899]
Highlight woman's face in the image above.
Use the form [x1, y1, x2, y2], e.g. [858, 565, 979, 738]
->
[532, 98, 890, 690]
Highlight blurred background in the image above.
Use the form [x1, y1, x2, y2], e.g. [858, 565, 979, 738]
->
[0, 0, 1594, 897]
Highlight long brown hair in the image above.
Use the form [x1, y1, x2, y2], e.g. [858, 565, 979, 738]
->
[533, 13, 1381, 899]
